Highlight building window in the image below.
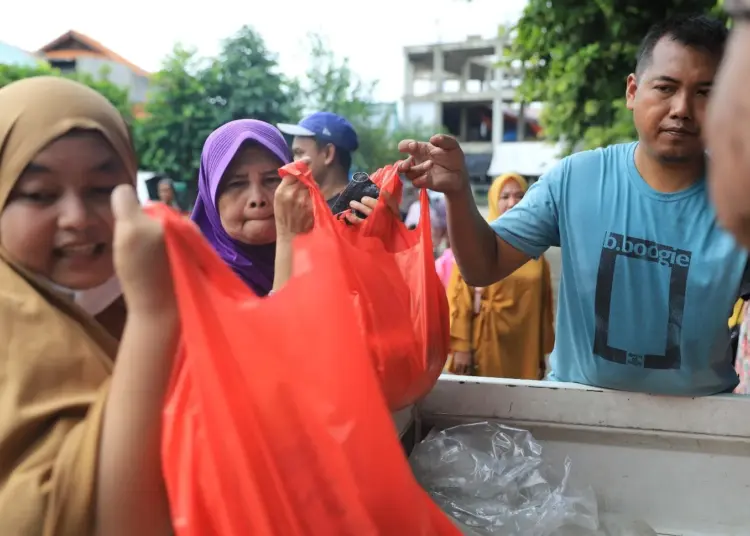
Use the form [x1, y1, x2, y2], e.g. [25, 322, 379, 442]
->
[49, 59, 77, 75]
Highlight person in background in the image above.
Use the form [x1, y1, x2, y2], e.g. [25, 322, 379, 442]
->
[0, 77, 177, 535]
[704, 5, 750, 395]
[191, 120, 292, 296]
[398, 15, 748, 396]
[278, 112, 359, 210]
[273, 112, 402, 292]
[405, 191, 448, 247]
[434, 237, 455, 288]
[405, 193, 453, 286]
[705, 3, 750, 248]
[157, 177, 182, 211]
[733, 301, 750, 394]
[445, 173, 555, 379]
[433, 217, 456, 288]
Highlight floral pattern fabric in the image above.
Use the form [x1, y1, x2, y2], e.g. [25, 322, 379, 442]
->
[735, 301, 750, 394]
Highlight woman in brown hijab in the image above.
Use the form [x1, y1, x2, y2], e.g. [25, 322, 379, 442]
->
[0, 77, 177, 535]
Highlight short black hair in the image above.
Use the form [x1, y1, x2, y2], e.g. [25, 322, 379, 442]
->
[635, 15, 728, 78]
[314, 138, 352, 173]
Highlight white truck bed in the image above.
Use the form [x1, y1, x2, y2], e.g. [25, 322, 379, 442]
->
[395, 376, 750, 536]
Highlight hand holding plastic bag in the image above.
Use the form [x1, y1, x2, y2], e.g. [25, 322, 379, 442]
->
[150, 204, 460, 536]
[279, 160, 450, 410]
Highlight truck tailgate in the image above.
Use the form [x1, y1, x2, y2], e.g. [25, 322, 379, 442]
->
[401, 376, 750, 536]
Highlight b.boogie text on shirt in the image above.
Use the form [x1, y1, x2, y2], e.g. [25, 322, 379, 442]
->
[603, 231, 691, 268]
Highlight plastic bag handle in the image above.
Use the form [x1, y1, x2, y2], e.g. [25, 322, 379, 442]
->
[279, 160, 434, 250]
[278, 161, 337, 230]
[144, 204, 257, 300]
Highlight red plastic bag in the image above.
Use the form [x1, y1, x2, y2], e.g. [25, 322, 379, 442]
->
[153, 205, 460, 536]
[279, 161, 450, 410]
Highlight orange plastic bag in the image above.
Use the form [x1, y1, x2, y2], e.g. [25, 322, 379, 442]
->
[280, 161, 450, 410]
[153, 205, 460, 536]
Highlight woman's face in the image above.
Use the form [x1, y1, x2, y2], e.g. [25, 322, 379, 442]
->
[158, 181, 175, 204]
[0, 131, 129, 290]
[217, 144, 282, 245]
[497, 179, 525, 216]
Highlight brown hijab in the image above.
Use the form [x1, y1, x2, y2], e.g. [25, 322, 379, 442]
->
[0, 77, 136, 535]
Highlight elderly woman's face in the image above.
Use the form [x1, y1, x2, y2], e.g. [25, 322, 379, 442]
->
[497, 179, 525, 216]
[0, 131, 129, 289]
[217, 144, 282, 245]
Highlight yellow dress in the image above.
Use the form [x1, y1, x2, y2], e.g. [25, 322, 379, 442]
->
[447, 259, 555, 379]
[445, 173, 555, 379]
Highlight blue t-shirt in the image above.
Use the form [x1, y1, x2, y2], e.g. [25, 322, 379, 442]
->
[491, 142, 748, 395]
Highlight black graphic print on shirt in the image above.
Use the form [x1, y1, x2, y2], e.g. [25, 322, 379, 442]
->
[593, 232, 692, 370]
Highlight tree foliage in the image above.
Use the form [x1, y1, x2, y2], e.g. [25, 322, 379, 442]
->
[0, 63, 133, 123]
[3, 27, 433, 182]
[508, 0, 725, 151]
[136, 26, 300, 182]
[133, 46, 221, 182]
[302, 35, 436, 172]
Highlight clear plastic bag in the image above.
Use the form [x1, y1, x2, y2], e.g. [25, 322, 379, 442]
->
[409, 421, 599, 535]
[410, 422, 658, 536]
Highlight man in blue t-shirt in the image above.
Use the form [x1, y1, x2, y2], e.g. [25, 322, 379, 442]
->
[398, 15, 748, 396]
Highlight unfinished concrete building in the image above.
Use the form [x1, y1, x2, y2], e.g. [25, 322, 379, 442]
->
[403, 34, 560, 183]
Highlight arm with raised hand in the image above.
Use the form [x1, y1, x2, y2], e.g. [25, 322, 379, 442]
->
[397, 135, 529, 286]
[94, 185, 179, 536]
[706, 11, 750, 247]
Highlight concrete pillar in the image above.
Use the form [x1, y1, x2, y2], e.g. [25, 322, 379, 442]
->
[492, 98, 504, 145]
[517, 102, 526, 141]
[404, 52, 415, 98]
[460, 60, 471, 92]
[483, 62, 493, 92]
[433, 46, 444, 94]
[491, 40, 505, 146]
[459, 107, 468, 141]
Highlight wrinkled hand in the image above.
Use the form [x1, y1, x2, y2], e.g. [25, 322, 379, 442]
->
[112, 184, 175, 314]
[397, 134, 469, 196]
[705, 24, 750, 247]
[344, 190, 401, 225]
[275, 175, 314, 240]
[450, 351, 474, 376]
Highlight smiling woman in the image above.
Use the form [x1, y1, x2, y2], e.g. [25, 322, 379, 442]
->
[1, 130, 128, 291]
[191, 119, 292, 296]
[0, 76, 180, 536]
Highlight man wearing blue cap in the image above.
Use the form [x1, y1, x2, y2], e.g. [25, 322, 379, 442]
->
[278, 111, 359, 209]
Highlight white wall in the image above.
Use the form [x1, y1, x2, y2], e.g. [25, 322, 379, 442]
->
[404, 101, 439, 129]
[75, 56, 149, 103]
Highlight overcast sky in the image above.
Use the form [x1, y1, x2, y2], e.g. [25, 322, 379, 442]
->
[2, 0, 526, 101]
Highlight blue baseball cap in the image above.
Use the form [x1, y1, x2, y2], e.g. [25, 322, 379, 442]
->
[277, 112, 359, 153]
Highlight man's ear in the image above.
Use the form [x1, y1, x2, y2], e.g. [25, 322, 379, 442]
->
[626, 73, 638, 111]
[323, 144, 336, 166]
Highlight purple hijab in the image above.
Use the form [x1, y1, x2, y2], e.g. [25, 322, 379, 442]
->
[191, 119, 291, 296]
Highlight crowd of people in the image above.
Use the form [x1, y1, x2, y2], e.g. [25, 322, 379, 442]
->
[1, 8, 750, 535]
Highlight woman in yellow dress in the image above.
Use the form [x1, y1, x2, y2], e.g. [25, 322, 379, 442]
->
[446, 173, 555, 379]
